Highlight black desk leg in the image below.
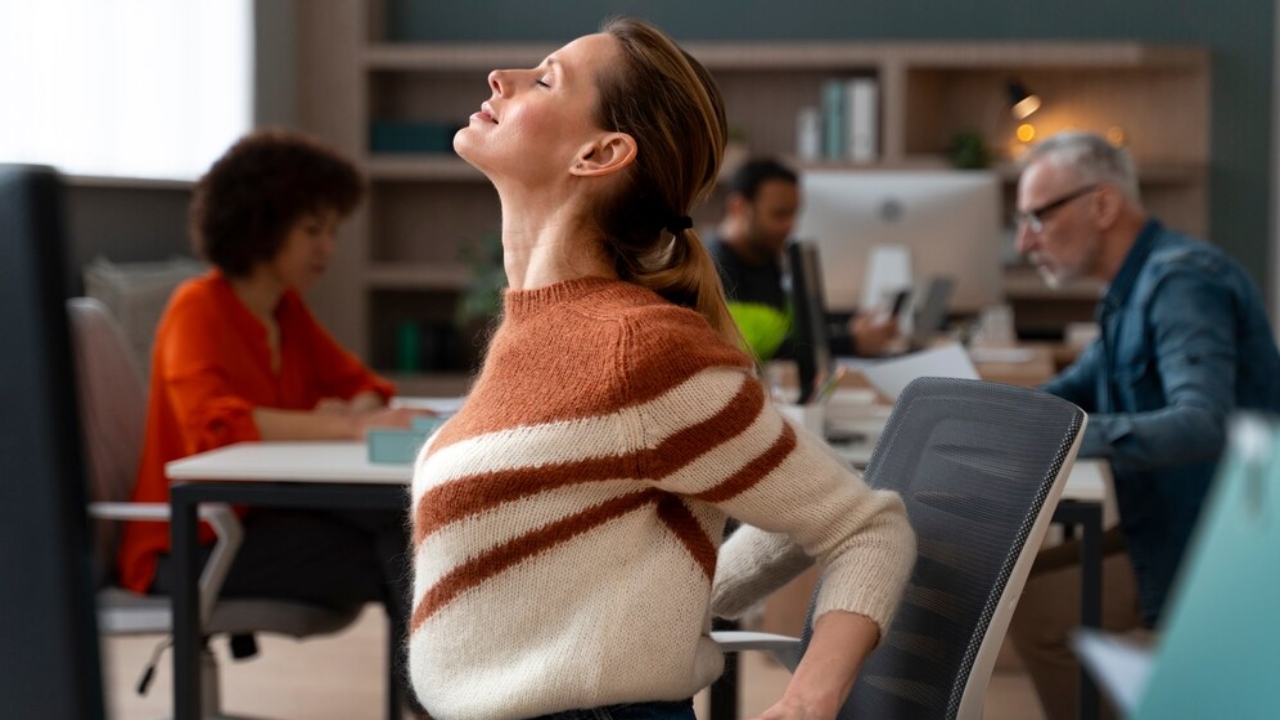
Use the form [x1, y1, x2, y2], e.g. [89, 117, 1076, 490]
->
[709, 618, 739, 720]
[1076, 502, 1103, 720]
[387, 609, 402, 720]
[171, 489, 201, 720]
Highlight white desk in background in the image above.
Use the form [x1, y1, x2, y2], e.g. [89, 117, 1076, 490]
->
[165, 436, 1109, 720]
[162, 438, 1110, 501]
[164, 442, 410, 720]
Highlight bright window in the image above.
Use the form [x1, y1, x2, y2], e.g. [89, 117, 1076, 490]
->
[0, 0, 253, 181]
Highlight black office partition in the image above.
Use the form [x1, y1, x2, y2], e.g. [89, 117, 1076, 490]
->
[0, 165, 106, 719]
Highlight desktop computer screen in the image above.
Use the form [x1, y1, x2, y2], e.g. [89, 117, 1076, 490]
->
[785, 239, 832, 404]
[794, 169, 1003, 314]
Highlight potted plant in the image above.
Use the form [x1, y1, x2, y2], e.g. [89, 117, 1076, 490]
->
[454, 232, 506, 371]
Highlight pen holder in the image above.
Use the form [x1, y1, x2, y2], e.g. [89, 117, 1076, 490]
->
[777, 403, 825, 437]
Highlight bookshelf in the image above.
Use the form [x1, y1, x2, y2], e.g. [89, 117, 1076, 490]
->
[296, 1, 1210, 381]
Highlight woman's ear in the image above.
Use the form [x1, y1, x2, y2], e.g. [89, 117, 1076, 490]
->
[570, 132, 637, 177]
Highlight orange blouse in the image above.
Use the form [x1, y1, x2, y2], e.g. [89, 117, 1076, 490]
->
[117, 271, 394, 593]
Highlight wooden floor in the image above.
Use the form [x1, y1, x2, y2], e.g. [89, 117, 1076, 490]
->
[101, 607, 1047, 720]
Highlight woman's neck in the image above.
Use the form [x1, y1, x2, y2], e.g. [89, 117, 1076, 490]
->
[228, 269, 287, 325]
[498, 188, 617, 291]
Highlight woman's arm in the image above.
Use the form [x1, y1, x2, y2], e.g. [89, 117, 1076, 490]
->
[253, 405, 421, 441]
[753, 610, 880, 720]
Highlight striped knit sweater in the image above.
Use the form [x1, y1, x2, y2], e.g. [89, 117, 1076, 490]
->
[408, 277, 915, 720]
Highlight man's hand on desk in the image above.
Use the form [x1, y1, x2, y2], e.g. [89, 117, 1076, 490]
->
[849, 312, 900, 357]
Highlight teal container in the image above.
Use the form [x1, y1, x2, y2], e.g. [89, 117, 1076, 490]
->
[412, 415, 447, 434]
[367, 428, 430, 465]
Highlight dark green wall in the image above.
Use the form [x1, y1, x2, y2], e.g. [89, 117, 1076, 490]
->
[387, 0, 1276, 292]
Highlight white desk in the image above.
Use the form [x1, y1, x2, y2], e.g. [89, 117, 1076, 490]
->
[167, 441, 409, 484]
[167, 439, 1110, 501]
[165, 442, 409, 720]
[166, 439, 1110, 720]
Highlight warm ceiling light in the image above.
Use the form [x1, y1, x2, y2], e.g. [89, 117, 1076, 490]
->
[1016, 123, 1037, 143]
[1008, 80, 1042, 120]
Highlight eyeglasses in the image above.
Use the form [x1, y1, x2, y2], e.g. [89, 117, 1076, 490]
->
[1014, 183, 1100, 234]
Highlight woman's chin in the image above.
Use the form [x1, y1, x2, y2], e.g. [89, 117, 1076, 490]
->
[453, 131, 481, 165]
[452, 139, 495, 179]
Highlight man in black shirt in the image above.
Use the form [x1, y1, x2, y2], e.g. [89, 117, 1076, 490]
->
[707, 158, 898, 360]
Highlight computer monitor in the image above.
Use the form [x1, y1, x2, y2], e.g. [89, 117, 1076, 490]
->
[794, 169, 1003, 314]
[906, 275, 955, 352]
[785, 239, 832, 404]
[0, 165, 106, 719]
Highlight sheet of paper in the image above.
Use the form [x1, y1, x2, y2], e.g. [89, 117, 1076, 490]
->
[842, 343, 979, 400]
[389, 396, 466, 416]
[967, 346, 1034, 363]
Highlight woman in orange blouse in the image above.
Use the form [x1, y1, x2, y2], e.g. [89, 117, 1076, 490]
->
[116, 129, 420, 699]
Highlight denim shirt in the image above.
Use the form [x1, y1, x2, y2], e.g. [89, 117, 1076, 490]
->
[1043, 219, 1280, 626]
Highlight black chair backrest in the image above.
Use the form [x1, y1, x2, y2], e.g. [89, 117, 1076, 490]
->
[0, 164, 106, 719]
[804, 377, 1084, 720]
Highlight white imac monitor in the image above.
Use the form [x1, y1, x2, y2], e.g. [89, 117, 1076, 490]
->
[795, 169, 1003, 314]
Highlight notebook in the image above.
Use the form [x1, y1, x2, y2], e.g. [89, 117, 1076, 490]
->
[1075, 414, 1280, 719]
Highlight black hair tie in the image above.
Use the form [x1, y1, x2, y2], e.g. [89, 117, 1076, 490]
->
[666, 215, 694, 235]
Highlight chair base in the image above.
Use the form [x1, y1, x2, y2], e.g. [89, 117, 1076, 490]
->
[150, 648, 280, 720]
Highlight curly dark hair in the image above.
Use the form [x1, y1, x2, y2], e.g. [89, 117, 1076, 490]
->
[190, 128, 364, 277]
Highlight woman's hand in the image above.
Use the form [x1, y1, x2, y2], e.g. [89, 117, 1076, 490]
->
[353, 407, 431, 438]
[849, 311, 900, 357]
[751, 694, 837, 720]
[347, 391, 387, 414]
[314, 391, 386, 416]
[314, 397, 351, 414]
[748, 610, 881, 720]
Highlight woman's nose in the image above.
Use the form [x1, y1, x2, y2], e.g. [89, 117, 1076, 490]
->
[488, 69, 505, 96]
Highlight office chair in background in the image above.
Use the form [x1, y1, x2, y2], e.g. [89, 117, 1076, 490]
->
[68, 297, 369, 720]
[717, 377, 1086, 720]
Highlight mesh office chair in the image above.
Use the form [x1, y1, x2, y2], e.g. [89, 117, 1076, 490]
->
[718, 377, 1086, 720]
[68, 297, 365, 719]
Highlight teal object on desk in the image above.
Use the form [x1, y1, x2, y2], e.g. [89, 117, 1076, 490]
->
[412, 415, 446, 434]
[367, 428, 429, 465]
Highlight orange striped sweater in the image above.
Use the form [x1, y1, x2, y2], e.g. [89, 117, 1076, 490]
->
[408, 277, 914, 720]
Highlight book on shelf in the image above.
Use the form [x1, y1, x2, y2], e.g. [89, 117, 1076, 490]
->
[821, 79, 848, 161]
[847, 77, 879, 164]
[796, 106, 822, 162]
[815, 76, 880, 164]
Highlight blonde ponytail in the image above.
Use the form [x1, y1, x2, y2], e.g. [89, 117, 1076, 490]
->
[594, 18, 746, 349]
[617, 226, 745, 349]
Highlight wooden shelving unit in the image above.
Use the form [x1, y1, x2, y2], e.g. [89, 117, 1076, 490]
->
[297, 0, 1210, 372]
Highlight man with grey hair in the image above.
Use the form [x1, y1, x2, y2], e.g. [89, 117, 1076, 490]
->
[1008, 130, 1280, 720]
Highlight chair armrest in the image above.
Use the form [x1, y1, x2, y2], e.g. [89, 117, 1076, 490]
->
[712, 630, 803, 671]
[88, 501, 170, 521]
[194, 504, 242, 626]
[86, 500, 242, 627]
[88, 501, 236, 524]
